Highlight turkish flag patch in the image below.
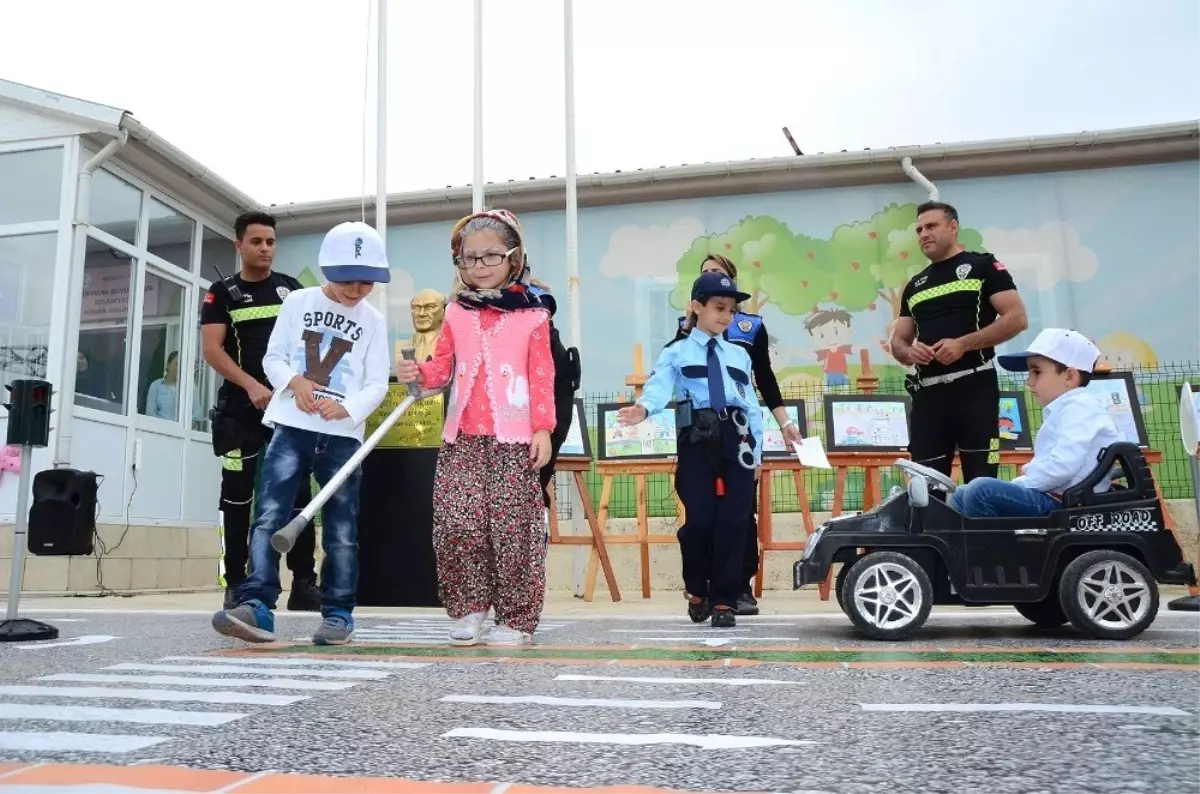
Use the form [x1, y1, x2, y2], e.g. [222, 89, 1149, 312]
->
[203, 291, 216, 304]
[994, 260, 1008, 271]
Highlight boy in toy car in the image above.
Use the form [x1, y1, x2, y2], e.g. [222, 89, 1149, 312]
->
[948, 328, 1120, 518]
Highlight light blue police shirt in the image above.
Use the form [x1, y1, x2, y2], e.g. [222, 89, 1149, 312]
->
[637, 328, 764, 466]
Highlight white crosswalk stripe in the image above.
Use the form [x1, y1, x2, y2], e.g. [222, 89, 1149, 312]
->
[1, 653, 421, 756]
[325, 618, 572, 645]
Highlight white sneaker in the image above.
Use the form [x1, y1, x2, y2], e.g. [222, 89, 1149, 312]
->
[449, 611, 489, 646]
[486, 624, 532, 646]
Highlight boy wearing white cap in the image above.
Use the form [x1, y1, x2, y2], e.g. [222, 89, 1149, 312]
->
[948, 328, 1120, 518]
[212, 221, 391, 645]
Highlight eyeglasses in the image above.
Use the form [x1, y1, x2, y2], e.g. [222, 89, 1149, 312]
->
[456, 247, 519, 270]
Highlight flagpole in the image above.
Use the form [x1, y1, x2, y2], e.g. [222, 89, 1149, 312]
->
[563, 0, 580, 352]
[374, 0, 389, 327]
[473, 0, 484, 212]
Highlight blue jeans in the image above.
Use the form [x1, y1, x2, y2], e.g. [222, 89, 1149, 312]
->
[237, 425, 362, 617]
[826, 372, 850, 387]
[949, 477, 1061, 518]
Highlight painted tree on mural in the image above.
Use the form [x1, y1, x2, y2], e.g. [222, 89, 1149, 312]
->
[671, 216, 833, 315]
[826, 203, 985, 320]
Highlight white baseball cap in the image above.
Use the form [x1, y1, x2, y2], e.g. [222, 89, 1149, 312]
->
[318, 221, 391, 284]
[997, 328, 1102, 373]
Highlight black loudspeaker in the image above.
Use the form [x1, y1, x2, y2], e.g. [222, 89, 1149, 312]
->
[28, 469, 99, 556]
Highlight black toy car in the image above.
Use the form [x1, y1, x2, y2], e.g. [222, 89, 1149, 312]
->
[793, 442, 1197, 641]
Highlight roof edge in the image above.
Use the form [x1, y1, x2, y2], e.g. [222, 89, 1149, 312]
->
[270, 120, 1200, 234]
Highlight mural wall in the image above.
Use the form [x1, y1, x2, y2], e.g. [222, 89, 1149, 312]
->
[273, 161, 1200, 394]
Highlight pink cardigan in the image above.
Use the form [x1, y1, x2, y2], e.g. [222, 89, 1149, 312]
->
[419, 304, 556, 443]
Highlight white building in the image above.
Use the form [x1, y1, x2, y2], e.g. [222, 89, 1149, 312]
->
[2, 78, 1197, 596]
[0, 79, 255, 593]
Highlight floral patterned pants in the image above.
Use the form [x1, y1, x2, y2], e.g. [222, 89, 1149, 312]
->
[432, 434, 547, 633]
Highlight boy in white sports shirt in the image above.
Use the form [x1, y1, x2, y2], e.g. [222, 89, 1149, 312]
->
[949, 328, 1120, 518]
[212, 221, 391, 645]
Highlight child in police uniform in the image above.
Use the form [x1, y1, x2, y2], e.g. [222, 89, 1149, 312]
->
[618, 272, 763, 627]
[949, 328, 1120, 518]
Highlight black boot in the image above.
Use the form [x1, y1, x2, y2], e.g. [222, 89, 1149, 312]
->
[687, 595, 712, 624]
[223, 586, 240, 610]
[286, 577, 321, 612]
[736, 592, 760, 616]
[711, 607, 737, 628]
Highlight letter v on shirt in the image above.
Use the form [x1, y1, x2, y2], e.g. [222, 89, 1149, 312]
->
[261, 286, 390, 441]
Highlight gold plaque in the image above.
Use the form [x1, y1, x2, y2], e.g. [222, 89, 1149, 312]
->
[365, 385, 445, 449]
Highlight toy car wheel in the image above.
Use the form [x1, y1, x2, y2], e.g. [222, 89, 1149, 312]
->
[1059, 550, 1159, 640]
[835, 564, 850, 614]
[843, 551, 932, 641]
[1013, 597, 1067, 628]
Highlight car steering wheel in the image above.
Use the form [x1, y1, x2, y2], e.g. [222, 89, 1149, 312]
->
[895, 459, 958, 493]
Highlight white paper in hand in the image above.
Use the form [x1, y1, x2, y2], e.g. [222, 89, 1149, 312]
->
[793, 437, 831, 469]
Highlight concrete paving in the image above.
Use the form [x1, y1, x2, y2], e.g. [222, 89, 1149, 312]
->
[0, 591, 1196, 793]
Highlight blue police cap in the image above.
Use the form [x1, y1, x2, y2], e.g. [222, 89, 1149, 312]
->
[691, 271, 750, 303]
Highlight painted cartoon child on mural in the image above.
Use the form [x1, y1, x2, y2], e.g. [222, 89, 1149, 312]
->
[805, 309, 853, 387]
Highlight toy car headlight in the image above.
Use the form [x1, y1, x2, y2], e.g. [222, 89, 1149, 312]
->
[802, 526, 826, 560]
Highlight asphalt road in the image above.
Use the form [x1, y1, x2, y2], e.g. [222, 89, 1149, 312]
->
[0, 606, 1197, 794]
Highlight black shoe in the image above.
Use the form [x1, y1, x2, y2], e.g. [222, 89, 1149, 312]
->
[735, 592, 760, 616]
[223, 587, 240, 610]
[687, 596, 712, 624]
[711, 608, 737, 628]
[286, 578, 321, 612]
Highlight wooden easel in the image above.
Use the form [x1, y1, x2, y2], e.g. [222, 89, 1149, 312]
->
[582, 344, 684, 600]
[547, 457, 621, 602]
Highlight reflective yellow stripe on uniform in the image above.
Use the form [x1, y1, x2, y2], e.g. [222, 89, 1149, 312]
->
[222, 449, 243, 472]
[987, 436, 1000, 464]
[908, 279, 983, 310]
[229, 305, 283, 323]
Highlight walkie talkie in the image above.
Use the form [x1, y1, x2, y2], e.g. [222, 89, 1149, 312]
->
[211, 263, 244, 303]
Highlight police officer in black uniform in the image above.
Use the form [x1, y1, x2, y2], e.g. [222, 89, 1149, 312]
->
[673, 254, 800, 615]
[201, 211, 319, 611]
[890, 201, 1028, 482]
[527, 281, 582, 513]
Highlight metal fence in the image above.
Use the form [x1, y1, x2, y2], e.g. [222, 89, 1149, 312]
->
[551, 362, 1200, 522]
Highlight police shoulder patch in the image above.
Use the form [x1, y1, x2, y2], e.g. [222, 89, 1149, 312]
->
[277, 286, 291, 300]
[737, 319, 753, 333]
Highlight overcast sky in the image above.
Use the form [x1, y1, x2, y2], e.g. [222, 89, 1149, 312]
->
[3, 0, 1197, 206]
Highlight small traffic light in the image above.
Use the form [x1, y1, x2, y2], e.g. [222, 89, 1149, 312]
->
[4, 379, 53, 448]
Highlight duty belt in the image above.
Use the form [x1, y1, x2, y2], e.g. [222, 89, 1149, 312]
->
[917, 358, 994, 388]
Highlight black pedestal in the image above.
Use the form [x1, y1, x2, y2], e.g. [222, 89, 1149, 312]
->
[357, 447, 441, 607]
[0, 618, 59, 642]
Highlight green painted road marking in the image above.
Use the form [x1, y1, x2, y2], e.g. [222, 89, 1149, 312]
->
[237, 645, 1200, 667]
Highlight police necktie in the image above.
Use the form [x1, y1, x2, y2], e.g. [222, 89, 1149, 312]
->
[706, 337, 726, 414]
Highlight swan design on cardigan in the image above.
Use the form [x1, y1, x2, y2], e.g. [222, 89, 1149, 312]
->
[498, 363, 530, 409]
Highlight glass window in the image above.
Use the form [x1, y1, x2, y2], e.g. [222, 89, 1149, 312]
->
[76, 236, 138, 413]
[0, 148, 63, 226]
[199, 225, 234, 284]
[136, 272, 187, 423]
[0, 233, 57, 386]
[90, 168, 141, 246]
[191, 291, 218, 432]
[146, 198, 194, 270]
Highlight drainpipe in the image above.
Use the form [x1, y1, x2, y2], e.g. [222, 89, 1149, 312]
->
[901, 156, 939, 201]
[54, 131, 129, 467]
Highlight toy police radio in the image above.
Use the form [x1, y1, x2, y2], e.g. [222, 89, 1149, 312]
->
[1, 378, 59, 642]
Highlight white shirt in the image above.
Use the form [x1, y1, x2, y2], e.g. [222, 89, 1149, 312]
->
[261, 287, 390, 441]
[1010, 386, 1121, 496]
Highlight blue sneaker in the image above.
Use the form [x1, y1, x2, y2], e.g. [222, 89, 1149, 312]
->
[212, 600, 276, 643]
[313, 613, 355, 646]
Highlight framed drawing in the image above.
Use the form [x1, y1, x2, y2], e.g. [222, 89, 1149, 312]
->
[823, 394, 911, 453]
[596, 402, 678, 461]
[557, 398, 592, 459]
[1086, 371, 1149, 447]
[760, 399, 807, 459]
[998, 391, 1033, 450]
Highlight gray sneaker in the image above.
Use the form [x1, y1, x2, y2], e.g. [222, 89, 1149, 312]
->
[313, 614, 355, 646]
[212, 601, 276, 643]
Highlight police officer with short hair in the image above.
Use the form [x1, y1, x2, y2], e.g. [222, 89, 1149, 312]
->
[890, 201, 1028, 482]
[623, 272, 763, 628]
[673, 254, 799, 615]
[201, 211, 319, 611]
